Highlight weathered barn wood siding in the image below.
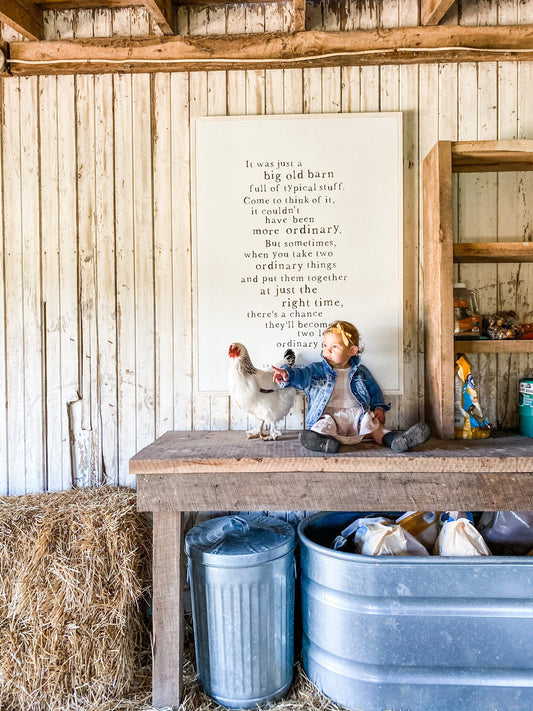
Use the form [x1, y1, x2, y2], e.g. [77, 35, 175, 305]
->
[0, 0, 532, 494]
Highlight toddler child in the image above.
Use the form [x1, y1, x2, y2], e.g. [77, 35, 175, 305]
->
[272, 320, 430, 454]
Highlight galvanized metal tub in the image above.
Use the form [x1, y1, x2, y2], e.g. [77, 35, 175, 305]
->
[186, 514, 295, 709]
[298, 511, 533, 711]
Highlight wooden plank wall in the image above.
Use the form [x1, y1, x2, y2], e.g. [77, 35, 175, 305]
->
[0, 0, 532, 494]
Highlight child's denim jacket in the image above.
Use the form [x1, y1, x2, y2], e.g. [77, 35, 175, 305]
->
[279, 354, 390, 429]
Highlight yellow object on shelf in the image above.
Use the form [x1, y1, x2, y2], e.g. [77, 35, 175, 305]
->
[454, 355, 491, 439]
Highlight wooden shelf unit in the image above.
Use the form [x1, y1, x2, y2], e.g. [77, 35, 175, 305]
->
[423, 139, 533, 439]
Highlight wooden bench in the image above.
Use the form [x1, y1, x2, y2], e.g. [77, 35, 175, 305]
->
[131, 429, 533, 709]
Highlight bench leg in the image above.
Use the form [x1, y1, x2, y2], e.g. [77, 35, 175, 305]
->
[152, 511, 185, 709]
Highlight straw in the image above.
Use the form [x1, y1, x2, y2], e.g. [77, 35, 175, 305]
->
[0, 487, 152, 711]
[0, 489, 348, 710]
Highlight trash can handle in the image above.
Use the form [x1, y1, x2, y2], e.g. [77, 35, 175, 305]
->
[202, 515, 251, 543]
[225, 516, 250, 532]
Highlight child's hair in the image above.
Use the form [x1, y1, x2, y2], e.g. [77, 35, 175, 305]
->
[324, 320, 360, 348]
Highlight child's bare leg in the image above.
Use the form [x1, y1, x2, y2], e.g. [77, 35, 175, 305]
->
[371, 424, 390, 445]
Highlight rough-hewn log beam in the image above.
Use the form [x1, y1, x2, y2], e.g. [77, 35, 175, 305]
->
[421, 0, 456, 26]
[0, 0, 43, 41]
[6, 24, 533, 76]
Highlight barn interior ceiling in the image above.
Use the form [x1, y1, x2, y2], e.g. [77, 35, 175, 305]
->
[2, 0, 456, 40]
[3, 1, 533, 77]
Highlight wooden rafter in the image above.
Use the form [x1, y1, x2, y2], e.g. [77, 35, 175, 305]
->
[139, 0, 175, 34]
[293, 0, 306, 32]
[421, 0, 456, 26]
[0, 0, 43, 41]
[5, 24, 533, 77]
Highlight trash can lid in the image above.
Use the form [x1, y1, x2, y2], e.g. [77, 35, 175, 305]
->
[185, 514, 296, 567]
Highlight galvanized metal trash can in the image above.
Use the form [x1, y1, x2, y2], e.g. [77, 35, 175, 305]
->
[299, 511, 533, 711]
[185, 514, 296, 708]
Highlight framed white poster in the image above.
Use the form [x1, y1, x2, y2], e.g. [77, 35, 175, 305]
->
[193, 113, 403, 394]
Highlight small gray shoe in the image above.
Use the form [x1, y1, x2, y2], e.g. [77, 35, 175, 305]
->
[390, 422, 431, 453]
[299, 430, 340, 453]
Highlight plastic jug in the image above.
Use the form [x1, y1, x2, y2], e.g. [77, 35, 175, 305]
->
[453, 282, 481, 336]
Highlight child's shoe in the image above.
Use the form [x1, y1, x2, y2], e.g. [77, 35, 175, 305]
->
[390, 422, 431, 453]
[299, 430, 340, 453]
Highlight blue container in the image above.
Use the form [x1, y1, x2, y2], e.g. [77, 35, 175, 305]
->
[185, 514, 295, 709]
[298, 512, 533, 711]
[519, 378, 533, 437]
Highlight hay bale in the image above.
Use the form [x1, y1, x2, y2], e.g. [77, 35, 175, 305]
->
[0, 486, 152, 710]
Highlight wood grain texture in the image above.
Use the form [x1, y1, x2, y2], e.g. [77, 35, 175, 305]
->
[152, 511, 184, 709]
[10, 25, 533, 75]
[0, 0, 43, 40]
[451, 139, 533, 172]
[455, 340, 533, 354]
[424, 138, 533, 437]
[454, 242, 533, 263]
[130, 429, 533, 473]
[423, 140, 454, 439]
[138, 468, 533, 511]
[2, 2, 533, 494]
[420, 0, 456, 27]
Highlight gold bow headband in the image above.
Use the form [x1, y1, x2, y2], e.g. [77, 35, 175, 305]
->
[329, 323, 352, 347]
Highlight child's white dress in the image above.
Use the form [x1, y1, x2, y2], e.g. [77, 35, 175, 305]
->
[310, 367, 380, 444]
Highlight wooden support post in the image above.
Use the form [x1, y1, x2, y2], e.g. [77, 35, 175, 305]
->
[152, 511, 185, 709]
[423, 140, 454, 439]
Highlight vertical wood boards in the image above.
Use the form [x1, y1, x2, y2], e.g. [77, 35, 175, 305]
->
[153, 71, 176, 441]
[94, 9, 118, 484]
[517, 0, 533, 405]
[456, 0, 499, 428]
[114, 9, 138, 484]
[226, 5, 249, 434]
[207, 5, 231, 433]
[399, 1, 420, 428]
[2, 0, 533, 494]
[3, 69, 31, 494]
[0, 35, 6, 493]
[188, 8, 210, 433]
[497, 0, 521, 429]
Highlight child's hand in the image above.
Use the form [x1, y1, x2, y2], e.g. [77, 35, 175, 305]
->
[373, 408, 386, 424]
[271, 365, 288, 385]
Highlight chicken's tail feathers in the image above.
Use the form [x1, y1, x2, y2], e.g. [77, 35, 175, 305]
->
[283, 348, 296, 367]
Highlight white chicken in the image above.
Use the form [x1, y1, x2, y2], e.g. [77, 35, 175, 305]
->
[228, 343, 296, 440]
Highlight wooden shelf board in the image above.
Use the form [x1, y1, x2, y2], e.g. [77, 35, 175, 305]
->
[451, 140, 533, 173]
[454, 242, 533, 263]
[454, 339, 533, 354]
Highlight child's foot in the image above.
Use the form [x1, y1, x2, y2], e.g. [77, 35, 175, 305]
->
[299, 430, 340, 453]
[390, 423, 431, 453]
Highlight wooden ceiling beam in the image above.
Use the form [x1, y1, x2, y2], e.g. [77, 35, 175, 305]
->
[6, 24, 533, 76]
[421, 0, 456, 26]
[0, 0, 43, 41]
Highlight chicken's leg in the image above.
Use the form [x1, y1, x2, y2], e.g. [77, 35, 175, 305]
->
[246, 421, 264, 439]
